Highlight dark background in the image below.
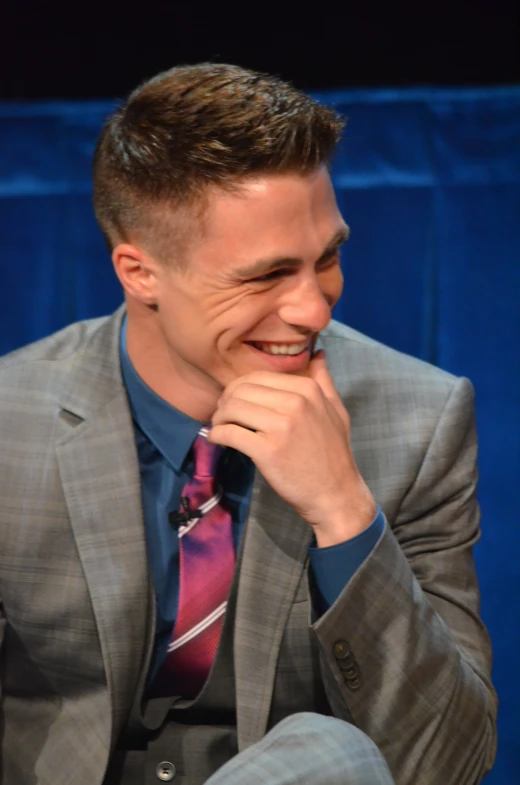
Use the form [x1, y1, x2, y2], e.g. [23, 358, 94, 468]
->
[3, 0, 519, 99]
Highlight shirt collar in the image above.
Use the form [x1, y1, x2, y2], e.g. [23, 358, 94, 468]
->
[119, 317, 204, 472]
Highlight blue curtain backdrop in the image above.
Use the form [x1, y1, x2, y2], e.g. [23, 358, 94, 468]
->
[1, 86, 519, 783]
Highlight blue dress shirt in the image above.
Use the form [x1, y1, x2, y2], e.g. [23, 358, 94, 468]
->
[119, 319, 384, 681]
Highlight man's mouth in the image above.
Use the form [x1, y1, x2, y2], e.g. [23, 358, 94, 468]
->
[246, 340, 310, 356]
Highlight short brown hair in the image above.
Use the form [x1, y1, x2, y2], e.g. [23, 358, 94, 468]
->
[92, 63, 344, 261]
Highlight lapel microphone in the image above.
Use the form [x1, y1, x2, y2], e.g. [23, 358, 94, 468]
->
[168, 496, 204, 527]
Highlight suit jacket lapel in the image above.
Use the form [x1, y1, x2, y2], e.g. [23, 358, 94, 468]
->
[55, 307, 153, 744]
[234, 472, 312, 751]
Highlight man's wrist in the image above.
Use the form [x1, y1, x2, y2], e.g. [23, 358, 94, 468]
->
[312, 496, 377, 548]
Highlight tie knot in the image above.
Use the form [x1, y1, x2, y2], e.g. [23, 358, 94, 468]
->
[191, 429, 222, 478]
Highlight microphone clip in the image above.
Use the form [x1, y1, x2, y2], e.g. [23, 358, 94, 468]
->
[169, 496, 204, 527]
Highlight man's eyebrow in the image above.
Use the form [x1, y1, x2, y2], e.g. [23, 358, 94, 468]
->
[233, 225, 350, 279]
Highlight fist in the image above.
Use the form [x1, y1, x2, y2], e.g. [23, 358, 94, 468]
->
[209, 351, 376, 546]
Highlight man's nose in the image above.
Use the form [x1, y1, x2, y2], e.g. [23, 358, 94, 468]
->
[277, 275, 333, 333]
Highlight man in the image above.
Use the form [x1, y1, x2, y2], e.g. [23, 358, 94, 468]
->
[0, 64, 496, 784]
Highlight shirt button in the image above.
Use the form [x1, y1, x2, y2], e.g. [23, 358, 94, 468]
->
[156, 761, 176, 781]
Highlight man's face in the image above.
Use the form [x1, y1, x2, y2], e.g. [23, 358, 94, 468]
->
[151, 166, 347, 410]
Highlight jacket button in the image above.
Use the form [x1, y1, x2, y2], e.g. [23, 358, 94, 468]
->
[156, 761, 176, 781]
[333, 640, 352, 660]
[338, 653, 356, 671]
[346, 676, 361, 691]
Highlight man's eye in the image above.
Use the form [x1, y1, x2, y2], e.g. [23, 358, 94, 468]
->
[318, 252, 341, 271]
[251, 269, 290, 283]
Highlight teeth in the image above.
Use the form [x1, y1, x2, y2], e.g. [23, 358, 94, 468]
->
[253, 342, 308, 356]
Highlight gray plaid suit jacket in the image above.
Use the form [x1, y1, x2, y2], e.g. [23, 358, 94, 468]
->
[0, 307, 496, 785]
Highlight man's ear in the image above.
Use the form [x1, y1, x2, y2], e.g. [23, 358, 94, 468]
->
[112, 243, 160, 306]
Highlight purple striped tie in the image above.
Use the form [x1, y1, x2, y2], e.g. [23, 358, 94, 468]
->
[153, 427, 235, 698]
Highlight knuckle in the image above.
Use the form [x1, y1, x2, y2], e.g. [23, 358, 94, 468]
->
[299, 377, 315, 393]
[276, 413, 293, 436]
[218, 386, 232, 403]
[234, 398, 249, 418]
[268, 437, 284, 460]
[240, 382, 259, 399]
[245, 371, 269, 385]
[304, 377, 321, 399]
[287, 392, 306, 416]
[216, 398, 230, 417]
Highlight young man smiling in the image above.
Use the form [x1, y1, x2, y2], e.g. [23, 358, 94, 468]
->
[0, 64, 496, 784]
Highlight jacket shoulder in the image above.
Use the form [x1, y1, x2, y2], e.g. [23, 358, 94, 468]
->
[0, 316, 110, 369]
[0, 311, 123, 416]
[321, 320, 461, 393]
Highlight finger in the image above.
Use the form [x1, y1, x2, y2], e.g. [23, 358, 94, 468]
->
[308, 350, 337, 397]
[212, 397, 289, 435]
[223, 370, 316, 400]
[207, 422, 268, 461]
[218, 382, 306, 414]
[308, 350, 350, 427]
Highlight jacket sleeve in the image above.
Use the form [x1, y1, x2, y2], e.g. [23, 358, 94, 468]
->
[0, 597, 5, 757]
[312, 376, 497, 785]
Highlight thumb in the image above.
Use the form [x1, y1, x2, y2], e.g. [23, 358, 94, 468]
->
[308, 349, 329, 384]
[308, 350, 349, 426]
[308, 349, 336, 397]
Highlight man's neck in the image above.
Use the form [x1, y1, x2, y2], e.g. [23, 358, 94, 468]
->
[124, 314, 220, 422]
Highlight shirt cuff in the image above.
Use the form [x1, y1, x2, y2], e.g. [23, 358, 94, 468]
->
[308, 506, 385, 612]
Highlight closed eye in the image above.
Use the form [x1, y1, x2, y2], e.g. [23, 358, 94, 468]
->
[318, 250, 341, 268]
[247, 249, 341, 284]
[315, 251, 341, 275]
[249, 268, 294, 283]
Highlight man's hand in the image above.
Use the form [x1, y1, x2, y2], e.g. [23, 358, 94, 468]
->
[208, 350, 376, 546]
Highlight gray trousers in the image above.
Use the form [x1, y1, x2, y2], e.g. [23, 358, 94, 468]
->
[205, 713, 395, 785]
